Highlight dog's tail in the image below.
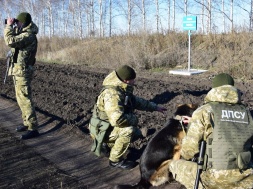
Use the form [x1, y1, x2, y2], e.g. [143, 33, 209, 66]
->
[113, 178, 151, 189]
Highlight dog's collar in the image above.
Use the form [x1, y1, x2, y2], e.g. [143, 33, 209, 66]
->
[174, 115, 186, 135]
[174, 115, 183, 121]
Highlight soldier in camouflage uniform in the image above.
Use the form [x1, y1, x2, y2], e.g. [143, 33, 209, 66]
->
[90, 65, 167, 169]
[169, 73, 253, 189]
[4, 12, 39, 140]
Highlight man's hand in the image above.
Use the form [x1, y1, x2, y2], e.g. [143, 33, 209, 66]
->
[182, 116, 191, 124]
[157, 106, 167, 114]
[6, 18, 15, 26]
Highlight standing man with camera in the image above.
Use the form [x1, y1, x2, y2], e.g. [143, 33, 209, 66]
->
[4, 12, 39, 140]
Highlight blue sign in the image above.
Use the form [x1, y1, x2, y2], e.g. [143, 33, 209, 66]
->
[183, 16, 197, 31]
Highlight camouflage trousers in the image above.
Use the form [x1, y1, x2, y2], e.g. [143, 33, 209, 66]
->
[13, 75, 38, 130]
[104, 126, 139, 162]
[169, 159, 253, 189]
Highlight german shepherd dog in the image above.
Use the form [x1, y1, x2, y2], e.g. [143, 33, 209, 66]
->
[114, 104, 198, 189]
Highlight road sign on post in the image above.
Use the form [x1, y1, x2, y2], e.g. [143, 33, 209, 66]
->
[183, 16, 197, 31]
[169, 16, 207, 76]
[183, 16, 197, 71]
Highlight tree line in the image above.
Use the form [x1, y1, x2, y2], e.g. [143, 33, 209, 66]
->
[0, 0, 252, 38]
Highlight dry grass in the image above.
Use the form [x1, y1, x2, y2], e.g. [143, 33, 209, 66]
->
[1, 31, 253, 80]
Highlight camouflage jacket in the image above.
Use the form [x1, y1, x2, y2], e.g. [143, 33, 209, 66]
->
[182, 85, 253, 189]
[96, 71, 158, 127]
[4, 22, 38, 77]
[181, 85, 244, 159]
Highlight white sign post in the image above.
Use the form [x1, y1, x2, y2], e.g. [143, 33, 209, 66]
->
[183, 16, 197, 72]
[188, 30, 191, 72]
[169, 16, 207, 76]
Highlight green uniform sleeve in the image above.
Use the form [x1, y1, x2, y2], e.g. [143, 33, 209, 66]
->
[181, 104, 213, 160]
[4, 26, 29, 48]
[133, 96, 157, 112]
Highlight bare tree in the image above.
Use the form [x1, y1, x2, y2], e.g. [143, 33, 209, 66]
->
[155, 0, 160, 32]
[87, 0, 96, 37]
[230, 0, 234, 32]
[142, 0, 146, 31]
[61, 0, 69, 37]
[216, 0, 235, 33]
[40, 5, 46, 36]
[222, 0, 226, 32]
[84, 1, 91, 37]
[1, 0, 253, 37]
[201, 0, 205, 33]
[109, 0, 112, 36]
[251, 0, 253, 30]
[44, 0, 54, 38]
[78, 0, 84, 38]
[207, 0, 212, 33]
[68, 0, 77, 37]
[172, 0, 175, 30]
[177, 0, 189, 16]
[113, 1, 130, 34]
[194, 0, 212, 33]
[168, 0, 171, 30]
[132, 0, 152, 32]
[98, 0, 104, 37]
[127, 0, 133, 35]
[21, 0, 34, 17]
[185, 0, 188, 15]
[235, 0, 253, 31]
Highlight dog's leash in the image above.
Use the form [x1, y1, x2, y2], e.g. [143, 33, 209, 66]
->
[174, 115, 186, 135]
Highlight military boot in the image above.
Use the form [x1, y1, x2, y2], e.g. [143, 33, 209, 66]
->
[16, 125, 28, 132]
[21, 130, 39, 140]
[109, 159, 138, 169]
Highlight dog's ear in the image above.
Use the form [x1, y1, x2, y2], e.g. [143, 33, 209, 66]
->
[174, 104, 198, 116]
[187, 104, 198, 110]
[177, 104, 198, 110]
[176, 104, 184, 108]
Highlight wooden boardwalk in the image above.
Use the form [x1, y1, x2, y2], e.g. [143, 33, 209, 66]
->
[0, 96, 183, 189]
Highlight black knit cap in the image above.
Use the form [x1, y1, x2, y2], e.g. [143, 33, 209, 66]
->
[212, 73, 234, 88]
[116, 65, 136, 81]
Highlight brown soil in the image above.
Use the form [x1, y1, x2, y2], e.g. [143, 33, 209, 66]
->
[0, 59, 253, 189]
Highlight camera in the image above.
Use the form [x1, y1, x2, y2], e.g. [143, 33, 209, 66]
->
[4, 18, 18, 24]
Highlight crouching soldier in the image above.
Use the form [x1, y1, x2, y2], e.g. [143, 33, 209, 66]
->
[169, 73, 253, 189]
[89, 65, 167, 169]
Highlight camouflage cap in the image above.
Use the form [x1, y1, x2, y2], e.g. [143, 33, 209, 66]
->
[16, 12, 32, 25]
[212, 73, 234, 88]
[116, 65, 136, 81]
